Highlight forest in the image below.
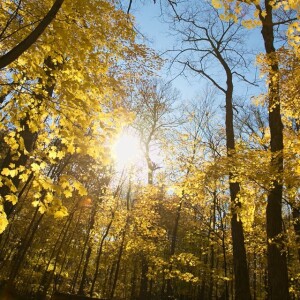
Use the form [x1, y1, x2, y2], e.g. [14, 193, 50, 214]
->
[0, 0, 299, 299]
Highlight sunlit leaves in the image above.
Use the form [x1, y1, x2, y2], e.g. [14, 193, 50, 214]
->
[0, 203, 8, 234]
[0, 0, 158, 234]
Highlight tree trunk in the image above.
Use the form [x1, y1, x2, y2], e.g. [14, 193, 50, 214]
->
[259, 3, 289, 299]
[1, 116, 38, 217]
[130, 261, 138, 300]
[165, 199, 183, 299]
[139, 256, 149, 300]
[71, 210, 93, 294]
[219, 204, 229, 300]
[8, 208, 44, 284]
[223, 64, 251, 300]
[90, 213, 114, 296]
[78, 206, 97, 295]
[110, 228, 126, 300]
[38, 205, 80, 297]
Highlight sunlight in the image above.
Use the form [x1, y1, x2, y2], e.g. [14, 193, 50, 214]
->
[112, 131, 143, 170]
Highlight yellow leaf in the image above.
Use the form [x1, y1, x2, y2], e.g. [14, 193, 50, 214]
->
[64, 189, 72, 198]
[49, 150, 57, 159]
[57, 151, 65, 159]
[1, 168, 18, 177]
[73, 181, 87, 196]
[19, 173, 29, 182]
[38, 204, 46, 214]
[0, 205, 8, 234]
[31, 163, 40, 172]
[54, 206, 68, 218]
[32, 200, 40, 207]
[67, 143, 75, 154]
[212, 0, 223, 9]
[5, 194, 18, 205]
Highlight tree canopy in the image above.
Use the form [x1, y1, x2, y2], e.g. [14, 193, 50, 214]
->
[0, 0, 299, 299]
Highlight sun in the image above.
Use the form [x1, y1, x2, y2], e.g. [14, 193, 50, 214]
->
[112, 131, 143, 170]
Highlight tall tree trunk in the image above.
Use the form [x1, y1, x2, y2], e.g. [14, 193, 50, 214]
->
[8, 208, 44, 284]
[0, 116, 38, 217]
[130, 261, 138, 300]
[165, 199, 183, 299]
[139, 256, 149, 300]
[253, 252, 257, 300]
[218, 204, 229, 300]
[138, 144, 154, 300]
[78, 206, 97, 295]
[223, 65, 251, 300]
[209, 192, 217, 300]
[38, 204, 81, 297]
[55, 209, 83, 292]
[110, 227, 126, 300]
[71, 210, 93, 294]
[259, 3, 289, 299]
[90, 213, 114, 296]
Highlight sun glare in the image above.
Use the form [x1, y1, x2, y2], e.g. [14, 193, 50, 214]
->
[112, 132, 143, 170]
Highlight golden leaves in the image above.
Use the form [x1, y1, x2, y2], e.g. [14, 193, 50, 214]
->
[0, 203, 8, 234]
[54, 206, 68, 218]
[212, 0, 223, 9]
[241, 19, 262, 29]
[0, 0, 159, 239]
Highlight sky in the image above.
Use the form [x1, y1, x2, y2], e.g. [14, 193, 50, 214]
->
[130, 1, 207, 101]
[129, 0, 266, 104]
[113, 0, 267, 183]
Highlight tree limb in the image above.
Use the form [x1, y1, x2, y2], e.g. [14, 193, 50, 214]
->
[0, 0, 64, 69]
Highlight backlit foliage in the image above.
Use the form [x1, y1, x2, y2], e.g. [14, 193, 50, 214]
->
[0, 0, 153, 231]
[0, 0, 299, 299]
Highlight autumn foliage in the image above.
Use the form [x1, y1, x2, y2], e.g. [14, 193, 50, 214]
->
[0, 0, 299, 299]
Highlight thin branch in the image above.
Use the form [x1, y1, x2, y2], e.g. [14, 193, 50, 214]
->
[232, 71, 258, 86]
[184, 61, 226, 93]
[0, 0, 23, 40]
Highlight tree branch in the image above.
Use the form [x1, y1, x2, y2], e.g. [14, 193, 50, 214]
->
[0, 0, 64, 69]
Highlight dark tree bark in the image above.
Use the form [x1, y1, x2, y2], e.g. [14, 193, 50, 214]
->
[225, 68, 251, 300]
[38, 203, 81, 298]
[6, 156, 70, 286]
[7, 206, 44, 284]
[110, 227, 126, 300]
[0, 115, 38, 217]
[78, 206, 97, 295]
[257, 2, 289, 298]
[192, 37, 251, 300]
[90, 213, 114, 296]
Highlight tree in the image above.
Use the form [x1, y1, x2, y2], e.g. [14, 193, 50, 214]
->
[0, 0, 64, 69]
[213, 0, 300, 297]
[130, 79, 179, 185]
[0, 0, 152, 234]
[167, 2, 252, 298]
[214, 1, 300, 298]
[127, 79, 179, 299]
[1, 0, 300, 298]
